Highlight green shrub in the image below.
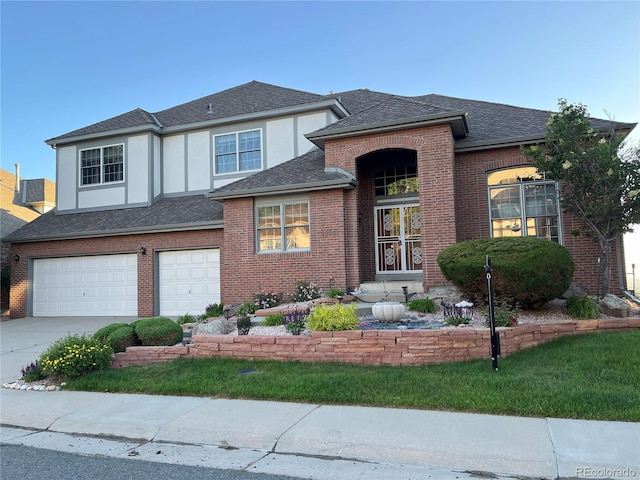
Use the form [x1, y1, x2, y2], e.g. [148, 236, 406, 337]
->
[325, 287, 346, 298]
[178, 313, 198, 325]
[484, 300, 519, 327]
[92, 323, 130, 343]
[444, 315, 470, 327]
[437, 237, 575, 309]
[106, 325, 139, 353]
[263, 313, 284, 326]
[566, 296, 600, 319]
[206, 303, 224, 317]
[307, 303, 359, 331]
[236, 302, 258, 316]
[407, 297, 436, 313]
[133, 317, 183, 346]
[39, 334, 113, 379]
[292, 280, 321, 302]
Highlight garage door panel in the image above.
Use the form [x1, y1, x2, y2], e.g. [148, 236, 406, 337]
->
[159, 249, 220, 317]
[33, 254, 138, 317]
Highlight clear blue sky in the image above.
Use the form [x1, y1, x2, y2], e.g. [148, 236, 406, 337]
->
[2, 0, 639, 276]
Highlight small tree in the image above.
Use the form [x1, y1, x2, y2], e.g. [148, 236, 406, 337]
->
[522, 99, 640, 296]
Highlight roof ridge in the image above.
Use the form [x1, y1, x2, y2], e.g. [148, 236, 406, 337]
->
[413, 93, 554, 115]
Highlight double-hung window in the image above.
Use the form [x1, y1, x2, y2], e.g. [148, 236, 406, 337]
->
[80, 144, 124, 186]
[215, 129, 262, 174]
[487, 166, 561, 243]
[257, 201, 310, 252]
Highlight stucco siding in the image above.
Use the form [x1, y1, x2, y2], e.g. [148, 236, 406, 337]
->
[187, 131, 211, 191]
[127, 134, 150, 204]
[163, 135, 186, 193]
[56, 146, 76, 211]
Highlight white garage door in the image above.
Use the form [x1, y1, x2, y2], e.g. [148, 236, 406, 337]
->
[159, 249, 220, 316]
[33, 254, 138, 316]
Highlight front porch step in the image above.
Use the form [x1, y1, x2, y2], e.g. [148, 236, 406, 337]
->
[353, 281, 423, 303]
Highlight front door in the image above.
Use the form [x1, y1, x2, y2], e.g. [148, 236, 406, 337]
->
[375, 204, 422, 274]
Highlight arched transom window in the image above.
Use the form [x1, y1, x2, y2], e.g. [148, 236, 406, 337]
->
[487, 166, 561, 243]
[374, 166, 418, 197]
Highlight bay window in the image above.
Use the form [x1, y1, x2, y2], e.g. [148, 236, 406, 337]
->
[487, 166, 561, 243]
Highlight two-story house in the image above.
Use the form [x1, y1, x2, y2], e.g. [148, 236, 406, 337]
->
[6, 81, 635, 318]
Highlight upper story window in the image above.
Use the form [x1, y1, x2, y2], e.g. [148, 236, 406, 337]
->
[374, 166, 418, 197]
[80, 144, 124, 186]
[215, 129, 262, 174]
[487, 166, 561, 243]
[256, 201, 310, 253]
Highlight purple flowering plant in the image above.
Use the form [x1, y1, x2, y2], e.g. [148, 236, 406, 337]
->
[282, 308, 308, 335]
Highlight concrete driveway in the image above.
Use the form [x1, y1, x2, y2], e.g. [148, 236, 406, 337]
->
[1, 316, 139, 384]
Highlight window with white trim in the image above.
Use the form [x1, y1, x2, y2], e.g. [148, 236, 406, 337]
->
[257, 201, 310, 252]
[487, 166, 561, 243]
[80, 144, 124, 186]
[215, 129, 262, 174]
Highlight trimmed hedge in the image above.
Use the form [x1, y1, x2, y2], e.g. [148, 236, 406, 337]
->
[106, 325, 139, 353]
[133, 317, 183, 346]
[92, 323, 130, 343]
[437, 237, 574, 309]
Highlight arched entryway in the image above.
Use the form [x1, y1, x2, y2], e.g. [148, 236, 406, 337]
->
[356, 148, 422, 281]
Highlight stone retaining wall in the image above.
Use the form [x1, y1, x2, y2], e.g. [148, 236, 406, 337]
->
[111, 318, 640, 368]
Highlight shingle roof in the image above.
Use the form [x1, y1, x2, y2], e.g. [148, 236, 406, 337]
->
[5, 195, 223, 243]
[47, 81, 636, 150]
[309, 95, 468, 138]
[154, 81, 329, 127]
[208, 148, 355, 199]
[323, 92, 634, 150]
[327, 89, 395, 115]
[47, 81, 330, 144]
[48, 108, 160, 143]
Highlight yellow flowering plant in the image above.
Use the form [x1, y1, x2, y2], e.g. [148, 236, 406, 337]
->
[39, 334, 113, 379]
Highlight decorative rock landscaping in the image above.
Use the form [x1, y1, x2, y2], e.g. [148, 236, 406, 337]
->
[2, 381, 65, 391]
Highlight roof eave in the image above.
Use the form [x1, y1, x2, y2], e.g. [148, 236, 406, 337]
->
[306, 112, 469, 149]
[207, 178, 357, 200]
[455, 122, 638, 153]
[6, 220, 224, 244]
[46, 124, 163, 147]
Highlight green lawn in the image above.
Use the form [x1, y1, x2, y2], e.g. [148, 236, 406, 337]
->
[66, 330, 640, 421]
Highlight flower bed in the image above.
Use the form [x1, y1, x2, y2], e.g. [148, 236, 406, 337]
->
[112, 318, 640, 368]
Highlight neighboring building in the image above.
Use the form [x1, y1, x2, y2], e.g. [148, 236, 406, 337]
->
[1, 166, 55, 314]
[5, 81, 636, 318]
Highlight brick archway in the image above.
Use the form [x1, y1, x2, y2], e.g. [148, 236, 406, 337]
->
[324, 125, 457, 290]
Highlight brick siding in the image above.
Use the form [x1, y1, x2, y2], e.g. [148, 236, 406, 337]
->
[9, 229, 223, 318]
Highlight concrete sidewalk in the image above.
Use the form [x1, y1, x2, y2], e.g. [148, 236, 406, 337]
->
[1, 317, 639, 479]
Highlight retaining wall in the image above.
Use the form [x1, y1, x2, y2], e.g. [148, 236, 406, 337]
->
[111, 318, 640, 368]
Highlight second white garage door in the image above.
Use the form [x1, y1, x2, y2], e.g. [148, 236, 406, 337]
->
[159, 249, 221, 316]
